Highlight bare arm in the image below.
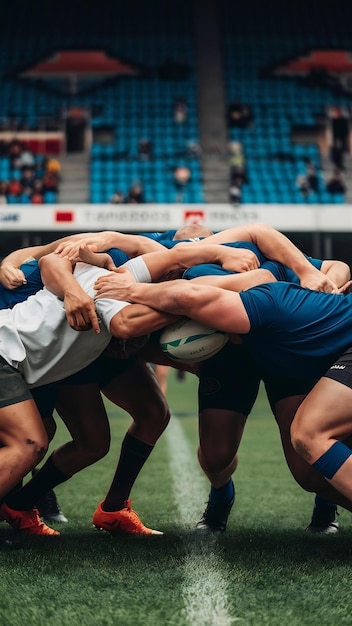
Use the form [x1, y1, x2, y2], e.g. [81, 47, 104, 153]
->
[127, 243, 260, 280]
[0, 232, 105, 288]
[54, 231, 164, 259]
[191, 268, 277, 291]
[193, 222, 339, 293]
[0, 231, 163, 288]
[320, 260, 351, 288]
[109, 303, 179, 340]
[96, 268, 250, 335]
[39, 253, 100, 333]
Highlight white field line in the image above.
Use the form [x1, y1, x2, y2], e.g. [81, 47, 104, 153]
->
[165, 416, 240, 626]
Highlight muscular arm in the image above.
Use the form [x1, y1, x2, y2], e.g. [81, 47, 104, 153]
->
[126, 243, 260, 280]
[192, 222, 339, 293]
[320, 260, 351, 288]
[191, 268, 277, 291]
[109, 303, 179, 340]
[0, 231, 163, 288]
[97, 270, 251, 335]
[39, 253, 100, 333]
[54, 231, 164, 259]
[39, 251, 178, 339]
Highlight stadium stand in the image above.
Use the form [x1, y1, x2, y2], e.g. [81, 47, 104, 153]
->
[220, 0, 352, 204]
[0, 0, 350, 204]
[0, 1, 204, 204]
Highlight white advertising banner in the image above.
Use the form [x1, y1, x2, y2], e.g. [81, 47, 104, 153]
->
[0, 203, 350, 232]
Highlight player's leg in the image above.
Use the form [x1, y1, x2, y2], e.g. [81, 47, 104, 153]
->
[291, 374, 352, 505]
[154, 364, 170, 396]
[196, 342, 260, 532]
[30, 384, 68, 523]
[92, 357, 169, 535]
[266, 377, 352, 533]
[0, 360, 59, 536]
[6, 380, 110, 504]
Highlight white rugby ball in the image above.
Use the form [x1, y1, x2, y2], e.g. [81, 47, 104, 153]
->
[159, 317, 229, 363]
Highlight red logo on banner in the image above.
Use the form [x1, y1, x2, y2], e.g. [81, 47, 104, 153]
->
[184, 210, 205, 224]
[55, 211, 74, 222]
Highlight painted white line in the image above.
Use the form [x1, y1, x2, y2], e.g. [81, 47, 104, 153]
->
[165, 416, 239, 626]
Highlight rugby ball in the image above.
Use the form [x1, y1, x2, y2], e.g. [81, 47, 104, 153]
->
[159, 317, 229, 363]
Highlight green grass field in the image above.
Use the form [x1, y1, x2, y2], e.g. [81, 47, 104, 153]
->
[1, 371, 352, 626]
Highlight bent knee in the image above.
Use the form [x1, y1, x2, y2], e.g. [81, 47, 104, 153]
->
[24, 436, 48, 462]
[199, 449, 238, 475]
[290, 465, 318, 493]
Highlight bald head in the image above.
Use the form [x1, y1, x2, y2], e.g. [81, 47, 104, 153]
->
[173, 224, 213, 241]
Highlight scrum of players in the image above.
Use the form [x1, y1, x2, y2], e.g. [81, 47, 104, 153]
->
[0, 221, 351, 545]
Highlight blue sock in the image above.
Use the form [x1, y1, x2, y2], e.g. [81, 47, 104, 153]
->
[210, 479, 235, 503]
[314, 494, 337, 510]
[312, 441, 352, 479]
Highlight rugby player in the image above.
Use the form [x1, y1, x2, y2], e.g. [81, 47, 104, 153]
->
[91, 244, 351, 520]
[49, 224, 346, 532]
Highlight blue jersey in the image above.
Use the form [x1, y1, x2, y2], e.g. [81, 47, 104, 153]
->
[183, 248, 322, 282]
[261, 256, 322, 284]
[141, 231, 209, 249]
[0, 260, 43, 309]
[239, 282, 352, 379]
[0, 248, 130, 310]
[183, 242, 266, 279]
[141, 230, 177, 243]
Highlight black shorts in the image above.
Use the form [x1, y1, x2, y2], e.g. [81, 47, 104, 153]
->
[198, 342, 261, 415]
[323, 345, 352, 389]
[264, 376, 318, 415]
[57, 353, 135, 388]
[31, 384, 58, 419]
[0, 356, 32, 408]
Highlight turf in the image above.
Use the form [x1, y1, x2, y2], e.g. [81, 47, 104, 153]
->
[1, 371, 352, 626]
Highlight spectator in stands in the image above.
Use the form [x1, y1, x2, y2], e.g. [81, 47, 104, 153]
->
[7, 179, 23, 198]
[8, 140, 23, 169]
[31, 191, 44, 204]
[229, 176, 242, 205]
[110, 190, 125, 204]
[138, 139, 152, 161]
[186, 141, 201, 159]
[46, 157, 61, 175]
[173, 97, 187, 124]
[35, 157, 47, 180]
[296, 174, 310, 198]
[305, 160, 319, 193]
[173, 165, 191, 202]
[42, 170, 59, 194]
[0, 181, 8, 204]
[329, 106, 350, 153]
[330, 138, 345, 171]
[127, 180, 145, 204]
[19, 148, 35, 170]
[227, 99, 253, 129]
[229, 142, 246, 184]
[20, 167, 36, 193]
[326, 169, 346, 195]
[32, 179, 44, 196]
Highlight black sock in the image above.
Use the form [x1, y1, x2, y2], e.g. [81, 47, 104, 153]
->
[5, 455, 70, 511]
[102, 433, 154, 511]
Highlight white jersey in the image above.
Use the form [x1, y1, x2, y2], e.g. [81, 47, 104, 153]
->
[0, 262, 130, 387]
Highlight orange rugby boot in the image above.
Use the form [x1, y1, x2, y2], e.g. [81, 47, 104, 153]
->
[92, 499, 163, 535]
[0, 503, 60, 536]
